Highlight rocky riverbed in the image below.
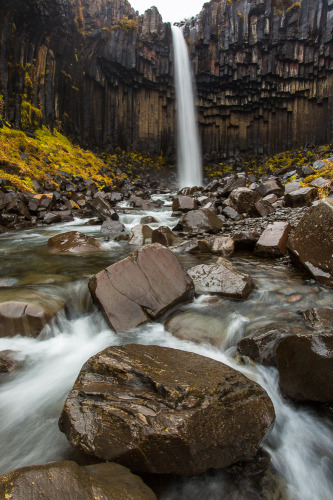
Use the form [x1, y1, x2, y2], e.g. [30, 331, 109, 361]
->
[0, 166, 333, 499]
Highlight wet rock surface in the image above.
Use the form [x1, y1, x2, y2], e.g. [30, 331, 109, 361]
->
[59, 344, 275, 475]
[0, 290, 66, 338]
[100, 219, 125, 235]
[288, 198, 333, 286]
[0, 461, 156, 500]
[277, 333, 333, 403]
[0, 350, 21, 374]
[302, 308, 333, 331]
[47, 231, 103, 254]
[188, 262, 254, 299]
[89, 244, 194, 333]
[238, 327, 290, 367]
[165, 310, 227, 346]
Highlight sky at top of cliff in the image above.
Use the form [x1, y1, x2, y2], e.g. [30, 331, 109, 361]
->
[131, 0, 205, 22]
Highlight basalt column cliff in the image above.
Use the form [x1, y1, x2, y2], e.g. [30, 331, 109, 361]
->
[0, 0, 332, 157]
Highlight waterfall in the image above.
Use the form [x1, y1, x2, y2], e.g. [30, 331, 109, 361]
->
[171, 25, 202, 189]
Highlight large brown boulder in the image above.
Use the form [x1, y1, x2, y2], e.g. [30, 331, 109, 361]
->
[47, 231, 103, 254]
[0, 461, 156, 500]
[89, 244, 194, 333]
[288, 198, 333, 286]
[176, 209, 223, 234]
[0, 290, 66, 338]
[254, 222, 291, 257]
[59, 345, 275, 475]
[276, 333, 333, 402]
[188, 261, 254, 299]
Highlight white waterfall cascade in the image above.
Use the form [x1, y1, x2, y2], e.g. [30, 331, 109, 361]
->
[171, 25, 202, 188]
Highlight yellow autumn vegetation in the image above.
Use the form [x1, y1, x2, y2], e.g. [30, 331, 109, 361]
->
[0, 125, 123, 192]
[0, 125, 171, 193]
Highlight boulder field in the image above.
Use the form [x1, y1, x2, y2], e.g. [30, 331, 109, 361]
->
[1, 163, 333, 497]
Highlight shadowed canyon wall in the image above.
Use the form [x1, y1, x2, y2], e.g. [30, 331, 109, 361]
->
[0, 0, 332, 157]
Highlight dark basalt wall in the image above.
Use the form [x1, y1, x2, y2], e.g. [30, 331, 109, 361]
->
[0, 0, 332, 157]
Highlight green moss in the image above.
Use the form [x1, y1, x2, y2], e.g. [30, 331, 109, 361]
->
[20, 99, 43, 130]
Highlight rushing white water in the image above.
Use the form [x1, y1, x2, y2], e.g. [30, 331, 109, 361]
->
[171, 25, 202, 188]
[1, 203, 333, 499]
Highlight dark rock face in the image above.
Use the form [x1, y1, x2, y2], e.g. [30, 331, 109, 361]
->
[2, 0, 331, 156]
[276, 333, 333, 403]
[0, 290, 66, 337]
[188, 262, 254, 299]
[234, 231, 260, 250]
[254, 222, 291, 257]
[0, 461, 156, 500]
[59, 344, 275, 475]
[288, 199, 333, 286]
[47, 231, 103, 253]
[88, 244, 194, 333]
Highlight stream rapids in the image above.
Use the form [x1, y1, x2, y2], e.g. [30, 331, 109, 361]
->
[0, 193, 333, 499]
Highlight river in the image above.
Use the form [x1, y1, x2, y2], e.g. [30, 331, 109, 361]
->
[0, 194, 332, 499]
